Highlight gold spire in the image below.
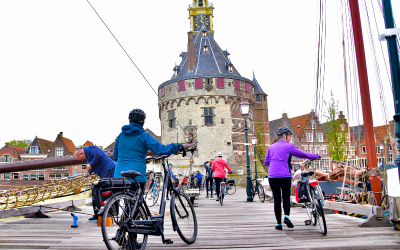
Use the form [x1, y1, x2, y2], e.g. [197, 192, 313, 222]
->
[188, 0, 214, 35]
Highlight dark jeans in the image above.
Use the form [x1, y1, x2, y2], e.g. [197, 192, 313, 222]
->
[269, 177, 292, 224]
[214, 177, 223, 198]
[206, 177, 213, 195]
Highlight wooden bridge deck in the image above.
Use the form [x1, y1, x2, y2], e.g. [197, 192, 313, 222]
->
[0, 188, 399, 249]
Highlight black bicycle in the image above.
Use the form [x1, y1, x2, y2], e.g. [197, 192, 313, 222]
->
[250, 173, 265, 202]
[100, 155, 198, 250]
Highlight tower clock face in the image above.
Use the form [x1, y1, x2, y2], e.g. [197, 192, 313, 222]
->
[194, 14, 210, 31]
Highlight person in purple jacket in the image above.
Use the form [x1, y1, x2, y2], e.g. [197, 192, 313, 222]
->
[265, 127, 320, 230]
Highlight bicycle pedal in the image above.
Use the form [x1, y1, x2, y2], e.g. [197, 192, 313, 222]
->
[305, 220, 311, 225]
[164, 239, 173, 244]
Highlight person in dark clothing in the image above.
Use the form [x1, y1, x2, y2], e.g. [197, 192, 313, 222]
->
[74, 146, 116, 221]
[113, 109, 186, 193]
[204, 160, 214, 198]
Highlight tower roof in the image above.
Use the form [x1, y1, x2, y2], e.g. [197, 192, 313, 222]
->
[160, 26, 252, 89]
[253, 72, 266, 95]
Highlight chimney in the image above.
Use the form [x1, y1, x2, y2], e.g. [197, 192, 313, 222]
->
[5, 143, 9, 147]
[59, 132, 63, 138]
[187, 31, 195, 72]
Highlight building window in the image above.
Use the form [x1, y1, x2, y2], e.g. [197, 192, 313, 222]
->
[49, 174, 62, 180]
[303, 145, 308, 152]
[249, 111, 253, 120]
[312, 120, 316, 129]
[345, 133, 350, 142]
[4, 173, 10, 180]
[228, 65, 233, 72]
[362, 146, 367, 154]
[316, 158, 330, 172]
[39, 173, 45, 180]
[256, 95, 260, 101]
[349, 146, 355, 155]
[389, 144, 393, 151]
[389, 153, 393, 163]
[22, 173, 29, 180]
[321, 145, 327, 154]
[203, 46, 209, 53]
[359, 158, 367, 168]
[336, 133, 342, 140]
[168, 110, 175, 128]
[189, 119, 192, 125]
[317, 133, 323, 142]
[13, 173, 19, 179]
[314, 146, 318, 154]
[2, 155, 11, 162]
[81, 165, 87, 170]
[30, 173, 37, 180]
[221, 118, 224, 124]
[202, 31, 207, 37]
[376, 146, 381, 154]
[30, 146, 38, 154]
[306, 133, 313, 142]
[204, 107, 213, 125]
[52, 166, 66, 170]
[64, 173, 69, 177]
[340, 124, 346, 131]
[56, 147, 63, 157]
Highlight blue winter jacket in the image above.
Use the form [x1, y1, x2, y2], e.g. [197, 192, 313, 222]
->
[264, 140, 320, 178]
[194, 173, 202, 181]
[113, 122, 179, 183]
[84, 146, 116, 178]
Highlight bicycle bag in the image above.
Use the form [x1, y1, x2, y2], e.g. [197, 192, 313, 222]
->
[295, 180, 309, 203]
[98, 178, 132, 190]
[227, 180, 235, 184]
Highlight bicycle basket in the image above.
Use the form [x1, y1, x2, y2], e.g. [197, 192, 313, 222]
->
[99, 178, 132, 190]
[227, 180, 235, 184]
[295, 180, 309, 203]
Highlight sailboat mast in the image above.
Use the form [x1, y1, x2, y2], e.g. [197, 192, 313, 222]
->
[348, 0, 377, 169]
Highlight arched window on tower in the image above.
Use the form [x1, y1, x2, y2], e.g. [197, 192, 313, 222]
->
[202, 31, 207, 37]
[203, 46, 209, 53]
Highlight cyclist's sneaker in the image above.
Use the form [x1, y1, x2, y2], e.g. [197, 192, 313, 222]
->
[216, 197, 219, 201]
[88, 215, 98, 221]
[206, 194, 209, 198]
[284, 217, 294, 228]
[275, 224, 282, 230]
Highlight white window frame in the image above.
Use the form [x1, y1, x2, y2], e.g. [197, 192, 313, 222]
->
[81, 164, 87, 170]
[30, 146, 38, 154]
[312, 120, 316, 129]
[362, 146, 367, 154]
[336, 133, 342, 140]
[321, 145, 327, 154]
[38, 173, 45, 180]
[49, 173, 62, 180]
[22, 173, 29, 180]
[13, 173, 19, 179]
[314, 146, 318, 154]
[306, 133, 313, 142]
[52, 166, 66, 170]
[317, 133, 323, 142]
[340, 124, 345, 131]
[376, 146, 381, 154]
[345, 133, 350, 142]
[30, 173, 37, 180]
[56, 147, 63, 157]
[349, 146, 355, 155]
[389, 153, 393, 163]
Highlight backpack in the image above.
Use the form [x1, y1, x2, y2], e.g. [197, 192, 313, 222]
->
[295, 180, 309, 203]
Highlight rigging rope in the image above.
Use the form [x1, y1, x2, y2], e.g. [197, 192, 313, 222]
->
[86, 0, 186, 132]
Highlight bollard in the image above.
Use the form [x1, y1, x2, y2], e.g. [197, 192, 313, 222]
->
[97, 216, 112, 227]
[71, 213, 78, 228]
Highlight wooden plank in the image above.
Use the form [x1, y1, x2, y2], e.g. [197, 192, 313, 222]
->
[323, 200, 383, 217]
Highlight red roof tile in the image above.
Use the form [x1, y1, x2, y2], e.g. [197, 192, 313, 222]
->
[62, 137, 76, 155]
[9, 146, 26, 154]
[289, 113, 311, 138]
[82, 140, 94, 147]
[374, 125, 389, 142]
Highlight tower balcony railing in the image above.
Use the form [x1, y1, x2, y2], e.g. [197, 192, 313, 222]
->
[189, 1, 213, 8]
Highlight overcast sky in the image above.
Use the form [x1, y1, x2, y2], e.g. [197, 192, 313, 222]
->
[0, 0, 399, 148]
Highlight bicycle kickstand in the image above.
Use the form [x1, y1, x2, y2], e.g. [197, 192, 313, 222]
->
[159, 226, 173, 244]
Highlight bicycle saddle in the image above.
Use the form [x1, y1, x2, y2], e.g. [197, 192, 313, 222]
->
[301, 171, 315, 177]
[121, 170, 142, 179]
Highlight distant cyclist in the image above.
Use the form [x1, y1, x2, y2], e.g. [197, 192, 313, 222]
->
[211, 152, 232, 201]
[264, 127, 320, 230]
[204, 160, 214, 198]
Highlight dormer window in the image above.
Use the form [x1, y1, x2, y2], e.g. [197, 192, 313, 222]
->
[228, 65, 233, 72]
[202, 31, 207, 37]
[203, 46, 209, 53]
[30, 146, 38, 154]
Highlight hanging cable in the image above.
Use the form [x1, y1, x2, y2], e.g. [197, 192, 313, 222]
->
[86, 0, 186, 133]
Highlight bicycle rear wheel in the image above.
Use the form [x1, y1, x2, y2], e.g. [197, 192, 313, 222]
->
[226, 183, 236, 195]
[316, 200, 327, 235]
[145, 185, 159, 207]
[220, 186, 225, 206]
[170, 192, 198, 244]
[257, 182, 265, 203]
[101, 193, 148, 250]
[199, 181, 204, 195]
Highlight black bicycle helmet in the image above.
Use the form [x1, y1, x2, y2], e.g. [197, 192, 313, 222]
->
[129, 109, 146, 124]
[276, 127, 293, 136]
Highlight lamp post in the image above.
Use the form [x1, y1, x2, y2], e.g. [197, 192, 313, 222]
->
[251, 136, 258, 180]
[240, 100, 253, 202]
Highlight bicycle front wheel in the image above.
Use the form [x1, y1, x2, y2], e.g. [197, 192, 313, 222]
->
[316, 200, 327, 235]
[220, 186, 224, 206]
[170, 192, 198, 244]
[257, 182, 265, 203]
[305, 185, 316, 225]
[145, 185, 159, 207]
[101, 193, 148, 250]
[226, 183, 236, 195]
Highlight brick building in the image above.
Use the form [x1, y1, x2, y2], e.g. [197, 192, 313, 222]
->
[158, 0, 270, 167]
[0, 143, 25, 180]
[270, 111, 396, 171]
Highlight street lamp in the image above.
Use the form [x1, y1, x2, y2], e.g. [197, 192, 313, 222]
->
[380, 144, 384, 169]
[239, 100, 253, 202]
[251, 136, 258, 180]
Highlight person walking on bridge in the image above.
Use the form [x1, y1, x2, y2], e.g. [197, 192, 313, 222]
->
[264, 127, 320, 230]
[211, 152, 232, 201]
[204, 160, 214, 198]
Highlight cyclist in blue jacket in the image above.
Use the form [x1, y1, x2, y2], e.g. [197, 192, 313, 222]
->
[194, 170, 202, 189]
[265, 127, 320, 230]
[113, 109, 186, 193]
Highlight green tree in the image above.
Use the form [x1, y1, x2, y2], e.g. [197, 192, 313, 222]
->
[7, 139, 32, 149]
[323, 91, 348, 162]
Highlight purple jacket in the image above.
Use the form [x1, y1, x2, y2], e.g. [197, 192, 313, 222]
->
[264, 140, 320, 178]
